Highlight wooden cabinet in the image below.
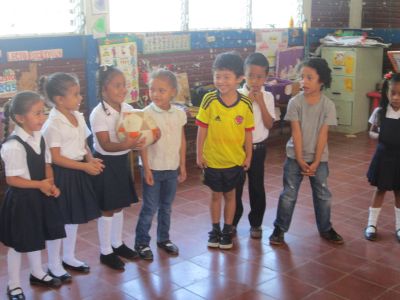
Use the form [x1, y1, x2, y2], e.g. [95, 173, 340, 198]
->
[321, 46, 383, 134]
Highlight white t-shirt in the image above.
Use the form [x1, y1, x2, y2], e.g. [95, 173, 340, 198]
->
[90, 101, 134, 156]
[238, 85, 276, 143]
[369, 105, 400, 125]
[143, 103, 187, 170]
[1, 126, 51, 179]
[42, 108, 91, 161]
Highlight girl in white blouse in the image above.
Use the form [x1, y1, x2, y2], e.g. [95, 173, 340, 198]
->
[0, 91, 64, 299]
[90, 66, 146, 270]
[40, 73, 104, 278]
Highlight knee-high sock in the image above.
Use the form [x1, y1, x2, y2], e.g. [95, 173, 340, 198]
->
[98, 216, 113, 255]
[27, 250, 48, 280]
[111, 211, 124, 248]
[366, 207, 381, 233]
[7, 248, 21, 291]
[395, 207, 400, 231]
[46, 239, 66, 276]
[63, 224, 83, 267]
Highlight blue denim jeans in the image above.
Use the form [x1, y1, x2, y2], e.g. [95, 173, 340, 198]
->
[274, 158, 332, 233]
[135, 169, 178, 246]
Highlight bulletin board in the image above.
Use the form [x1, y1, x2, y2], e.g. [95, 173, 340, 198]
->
[98, 36, 140, 103]
[388, 51, 400, 72]
[255, 29, 289, 71]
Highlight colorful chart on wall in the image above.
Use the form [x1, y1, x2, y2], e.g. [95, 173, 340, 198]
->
[98, 36, 139, 103]
[143, 34, 191, 54]
[255, 29, 288, 72]
[388, 51, 400, 72]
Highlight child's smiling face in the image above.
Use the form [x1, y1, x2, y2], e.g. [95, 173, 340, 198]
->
[388, 81, 400, 111]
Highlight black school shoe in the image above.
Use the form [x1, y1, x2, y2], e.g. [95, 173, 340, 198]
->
[157, 240, 179, 255]
[7, 287, 25, 300]
[320, 228, 344, 244]
[29, 274, 62, 288]
[364, 225, 377, 241]
[62, 261, 90, 273]
[135, 245, 154, 260]
[112, 243, 139, 260]
[47, 269, 72, 283]
[269, 226, 285, 245]
[100, 253, 125, 270]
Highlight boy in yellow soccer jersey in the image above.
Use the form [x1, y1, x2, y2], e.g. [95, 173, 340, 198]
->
[196, 52, 254, 249]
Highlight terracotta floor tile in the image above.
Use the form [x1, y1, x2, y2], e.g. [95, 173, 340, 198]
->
[314, 249, 368, 272]
[303, 290, 346, 300]
[256, 274, 317, 299]
[352, 262, 400, 288]
[325, 274, 386, 300]
[285, 261, 346, 288]
[376, 290, 400, 300]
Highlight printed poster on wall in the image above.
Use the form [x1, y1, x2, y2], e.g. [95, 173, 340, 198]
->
[0, 69, 17, 98]
[255, 29, 288, 72]
[98, 37, 139, 103]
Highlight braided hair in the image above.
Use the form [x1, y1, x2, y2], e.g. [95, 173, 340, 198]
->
[96, 65, 124, 116]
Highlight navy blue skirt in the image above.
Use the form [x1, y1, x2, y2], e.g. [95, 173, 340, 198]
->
[53, 165, 101, 224]
[0, 188, 66, 252]
[367, 144, 400, 191]
[92, 152, 138, 211]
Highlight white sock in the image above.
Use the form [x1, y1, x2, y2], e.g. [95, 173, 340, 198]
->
[111, 211, 124, 249]
[46, 239, 67, 276]
[27, 251, 49, 281]
[63, 224, 84, 267]
[98, 216, 113, 255]
[366, 207, 381, 233]
[395, 207, 400, 232]
[7, 248, 22, 292]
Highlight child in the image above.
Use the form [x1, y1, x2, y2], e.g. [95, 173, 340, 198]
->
[196, 52, 254, 250]
[40, 73, 103, 276]
[365, 72, 400, 242]
[90, 66, 146, 270]
[234, 53, 275, 239]
[269, 58, 344, 245]
[0, 92, 64, 300]
[135, 69, 187, 260]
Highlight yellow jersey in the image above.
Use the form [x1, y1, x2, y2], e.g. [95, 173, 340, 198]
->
[196, 90, 254, 168]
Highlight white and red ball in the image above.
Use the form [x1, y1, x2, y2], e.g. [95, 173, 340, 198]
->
[116, 110, 159, 147]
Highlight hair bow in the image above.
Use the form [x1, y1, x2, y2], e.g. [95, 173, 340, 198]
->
[384, 71, 393, 80]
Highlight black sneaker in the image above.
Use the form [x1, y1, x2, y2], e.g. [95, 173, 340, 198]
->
[112, 243, 139, 260]
[250, 226, 262, 239]
[100, 253, 125, 270]
[269, 226, 285, 245]
[135, 245, 154, 260]
[219, 231, 233, 249]
[157, 240, 179, 255]
[320, 228, 344, 244]
[207, 229, 220, 248]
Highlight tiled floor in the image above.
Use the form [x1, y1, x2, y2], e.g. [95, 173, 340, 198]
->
[1, 131, 400, 300]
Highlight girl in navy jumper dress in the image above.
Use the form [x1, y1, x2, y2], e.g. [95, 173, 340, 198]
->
[90, 66, 147, 270]
[0, 92, 64, 300]
[365, 72, 400, 242]
[40, 73, 103, 277]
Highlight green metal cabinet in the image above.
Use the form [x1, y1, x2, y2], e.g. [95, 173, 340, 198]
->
[321, 46, 383, 134]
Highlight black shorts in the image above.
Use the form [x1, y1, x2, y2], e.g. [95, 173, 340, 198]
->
[203, 166, 245, 193]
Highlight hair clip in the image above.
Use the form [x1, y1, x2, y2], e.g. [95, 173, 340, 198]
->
[384, 71, 393, 80]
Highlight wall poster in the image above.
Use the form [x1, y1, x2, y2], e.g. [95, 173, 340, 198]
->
[98, 36, 139, 103]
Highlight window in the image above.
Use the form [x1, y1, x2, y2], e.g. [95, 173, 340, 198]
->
[188, 0, 247, 30]
[109, 0, 303, 32]
[0, 0, 81, 36]
[252, 0, 300, 28]
[110, 0, 182, 33]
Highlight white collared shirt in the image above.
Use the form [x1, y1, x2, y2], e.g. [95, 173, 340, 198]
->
[42, 108, 91, 161]
[143, 102, 187, 170]
[90, 101, 134, 156]
[1, 125, 51, 179]
[369, 105, 400, 125]
[238, 85, 276, 143]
